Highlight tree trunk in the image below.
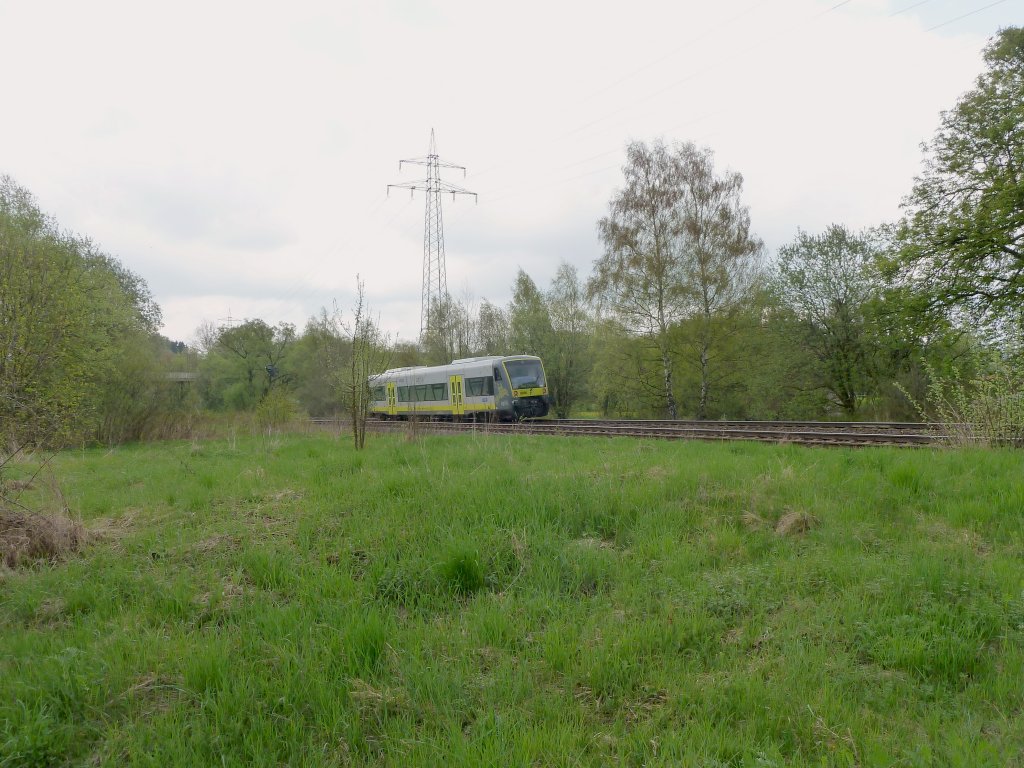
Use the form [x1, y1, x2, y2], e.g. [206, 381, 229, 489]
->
[661, 349, 677, 420]
[698, 341, 709, 420]
[697, 297, 713, 420]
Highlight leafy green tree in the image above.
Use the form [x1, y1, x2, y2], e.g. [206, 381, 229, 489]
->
[772, 225, 883, 416]
[391, 340, 425, 368]
[508, 270, 553, 356]
[894, 27, 1024, 330]
[422, 293, 477, 364]
[723, 289, 828, 419]
[94, 333, 191, 444]
[476, 300, 510, 355]
[546, 262, 592, 418]
[0, 177, 161, 447]
[199, 320, 295, 410]
[291, 311, 349, 417]
[587, 317, 668, 418]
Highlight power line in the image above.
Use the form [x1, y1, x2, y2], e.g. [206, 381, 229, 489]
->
[925, 0, 1009, 32]
[474, 0, 1002, 210]
[555, 0, 858, 143]
[583, 0, 773, 102]
[889, 0, 933, 17]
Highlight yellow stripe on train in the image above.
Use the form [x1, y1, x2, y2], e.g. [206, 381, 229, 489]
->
[512, 387, 547, 398]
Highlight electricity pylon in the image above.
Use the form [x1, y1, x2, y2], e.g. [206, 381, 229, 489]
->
[388, 129, 476, 342]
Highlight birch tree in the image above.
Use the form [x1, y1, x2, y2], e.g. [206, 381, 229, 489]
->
[591, 140, 761, 418]
[676, 147, 762, 418]
[591, 141, 687, 418]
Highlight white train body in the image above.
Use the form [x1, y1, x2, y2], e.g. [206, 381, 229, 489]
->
[368, 355, 550, 421]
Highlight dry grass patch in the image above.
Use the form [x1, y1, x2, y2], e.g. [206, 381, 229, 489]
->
[193, 533, 241, 554]
[741, 510, 768, 531]
[348, 679, 410, 718]
[918, 517, 991, 555]
[775, 509, 818, 537]
[90, 508, 139, 537]
[1, 507, 88, 568]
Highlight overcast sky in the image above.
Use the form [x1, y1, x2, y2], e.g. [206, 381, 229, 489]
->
[2, 0, 1022, 344]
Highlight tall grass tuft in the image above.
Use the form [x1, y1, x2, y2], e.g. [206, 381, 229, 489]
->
[438, 547, 485, 596]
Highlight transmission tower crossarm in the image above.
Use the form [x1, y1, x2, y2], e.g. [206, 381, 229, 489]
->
[399, 157, 467, 173]
[387, 180, 477, 201]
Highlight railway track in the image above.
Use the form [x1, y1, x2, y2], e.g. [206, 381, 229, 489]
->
[313, 417, 948, 447]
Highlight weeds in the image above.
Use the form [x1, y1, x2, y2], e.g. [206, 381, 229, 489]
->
[899, 358, 1024, 447]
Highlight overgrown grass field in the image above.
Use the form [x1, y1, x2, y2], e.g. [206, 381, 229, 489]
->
[2, 431, 1023, 766]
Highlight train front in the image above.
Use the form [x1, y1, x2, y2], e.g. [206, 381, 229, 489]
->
[504, 357, 550, 419]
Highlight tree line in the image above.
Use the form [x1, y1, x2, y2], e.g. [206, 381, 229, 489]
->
[2, 27, 1021, 447]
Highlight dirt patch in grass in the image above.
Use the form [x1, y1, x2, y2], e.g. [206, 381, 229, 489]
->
[573, 536, 617, 550]
[1, 507, 88, 568]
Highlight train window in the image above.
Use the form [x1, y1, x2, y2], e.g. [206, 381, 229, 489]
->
[414, 384, 430, 402]
[505, 359, 545, 388]
[493, 366, 503, 382]
[397, 386, 411, 402]
[371, 387, 386, 401]
[432, 383, 447, 401]
[465, 377, 494, 397]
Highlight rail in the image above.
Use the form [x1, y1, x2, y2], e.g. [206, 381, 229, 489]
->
[312, 417, 954, 447]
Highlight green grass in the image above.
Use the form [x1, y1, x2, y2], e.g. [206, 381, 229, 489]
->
[2, 431, 1023, 766]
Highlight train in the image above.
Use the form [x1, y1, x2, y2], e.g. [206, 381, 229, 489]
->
[368, 355, 550, 421]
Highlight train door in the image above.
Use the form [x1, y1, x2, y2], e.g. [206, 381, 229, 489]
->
[386, 382, 397, 417]
[448, 375, 464, 418]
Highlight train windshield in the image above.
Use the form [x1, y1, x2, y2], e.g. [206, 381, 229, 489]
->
[504, 359, 545, 389]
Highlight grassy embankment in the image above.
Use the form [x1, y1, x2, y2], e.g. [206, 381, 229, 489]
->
[2, 430, 1023, 766]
